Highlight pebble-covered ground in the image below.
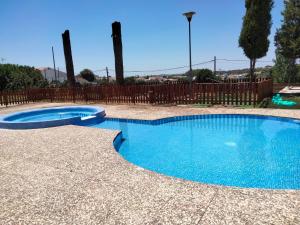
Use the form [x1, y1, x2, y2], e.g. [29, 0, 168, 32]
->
[0, 103, 299, 225]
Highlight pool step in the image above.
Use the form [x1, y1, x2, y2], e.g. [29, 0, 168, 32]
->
[81, 115, 96, 121]
[77, 115, 105, 126]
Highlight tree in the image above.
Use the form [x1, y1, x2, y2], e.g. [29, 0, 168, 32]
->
[124, 76, 136, 85]
[0, 64, 47, 91]
[0, 73, 9, 91]
[186, 69, 217, 83]
[192, 69, 216, 83]
[258, 66, 273, 79]
[272, 50, 294, 82]
[239, 0, 274, 81]
[80, 69, 95, 82]
[274, 0, 300, 83]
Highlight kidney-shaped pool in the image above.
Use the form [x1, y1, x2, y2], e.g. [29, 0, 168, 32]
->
[0, 106, 105, 129]
[91, 114, 300, 190]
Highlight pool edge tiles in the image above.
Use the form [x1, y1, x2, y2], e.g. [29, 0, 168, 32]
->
[106, 113, 300, 126]
[0, 105, 105, 129]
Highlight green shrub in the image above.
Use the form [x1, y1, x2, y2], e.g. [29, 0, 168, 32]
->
[0, 64, 46, 91]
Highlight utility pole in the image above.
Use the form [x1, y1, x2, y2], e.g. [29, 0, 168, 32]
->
[106, 67, 109, 82]
[214, 56, 217, 76]
[52, 46, 57, 81]
[57, 67, 60, 82]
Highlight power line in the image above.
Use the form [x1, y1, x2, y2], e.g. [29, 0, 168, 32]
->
[192, 60, 215, 66]
[217, 58, 273, 63]
[91, 58, 273, 74]
[124, 60, 215, 73]
[93, 60, 214, 74]
[93, 68, 107, 72]
[123, 65, 188, 73]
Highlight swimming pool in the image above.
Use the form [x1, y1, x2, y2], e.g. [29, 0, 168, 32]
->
[91, 114, 300, 190]
[0, 106, 105, 129]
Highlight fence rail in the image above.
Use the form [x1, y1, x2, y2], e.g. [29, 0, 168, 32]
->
[0, 79, 273, 107]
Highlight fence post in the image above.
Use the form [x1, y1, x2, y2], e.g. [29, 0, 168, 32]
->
[270, 79, 274, 96]
[256, 82, 260, 105]
[50, 88, 53, 103]
[105, 85, 108, 104]
[72, 87, 75, 103]
[149, 90, 154, 104]
[84, 86, 88, 102]
[254, 82, 259, 106]
[4, 91, 8, 107]
[131, 86, 136, 104]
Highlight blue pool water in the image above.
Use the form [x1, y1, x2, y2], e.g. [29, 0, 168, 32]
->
[10, 111, 93, 122]
[91, 114, 300, 189]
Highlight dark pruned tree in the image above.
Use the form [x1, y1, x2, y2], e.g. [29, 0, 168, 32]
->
[80, 69, 96, 82]
[112, 21, 124, 85]
[189, 69, 217, 83]
[275, 0, 300, 83]
[239, 0, 274, 81]
[62, 30, 76, 87]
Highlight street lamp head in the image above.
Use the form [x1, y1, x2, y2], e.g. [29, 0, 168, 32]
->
[183, 11, 196, 22]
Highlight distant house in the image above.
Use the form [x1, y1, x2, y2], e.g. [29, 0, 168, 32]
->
[38, 67, 68, 83]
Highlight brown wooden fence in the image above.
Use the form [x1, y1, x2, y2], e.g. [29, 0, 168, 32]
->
[0, 79, 273, 107]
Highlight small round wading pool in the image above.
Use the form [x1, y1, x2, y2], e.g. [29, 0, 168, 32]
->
[0, 106, 105, 129]
[91, 114, 300, 190]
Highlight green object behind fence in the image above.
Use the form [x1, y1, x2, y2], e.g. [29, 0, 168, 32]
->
[272, 94, 297, 106]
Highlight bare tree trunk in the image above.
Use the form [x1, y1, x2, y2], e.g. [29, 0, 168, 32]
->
[252, 58, 256, 81]
[249, 59, 253, 82]
[62, 30, 76, 87]
[112, 22, 124, 85]
[249, 58, 257, 82]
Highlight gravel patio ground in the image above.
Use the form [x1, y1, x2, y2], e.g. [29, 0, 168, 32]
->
[0, 103, 299, 225]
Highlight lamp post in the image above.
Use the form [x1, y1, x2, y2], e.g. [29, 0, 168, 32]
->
[183, 11, 196, 83]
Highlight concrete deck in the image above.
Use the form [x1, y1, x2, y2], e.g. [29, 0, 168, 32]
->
[0, 103, 299, 224]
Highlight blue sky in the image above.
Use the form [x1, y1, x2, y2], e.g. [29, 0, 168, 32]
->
[0, 0, 284, 76]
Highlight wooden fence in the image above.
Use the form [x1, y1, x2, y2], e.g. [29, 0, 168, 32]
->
[0, 79, 273, 107]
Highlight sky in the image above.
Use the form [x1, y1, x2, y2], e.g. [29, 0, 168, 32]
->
[0, 0, 284, 76]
